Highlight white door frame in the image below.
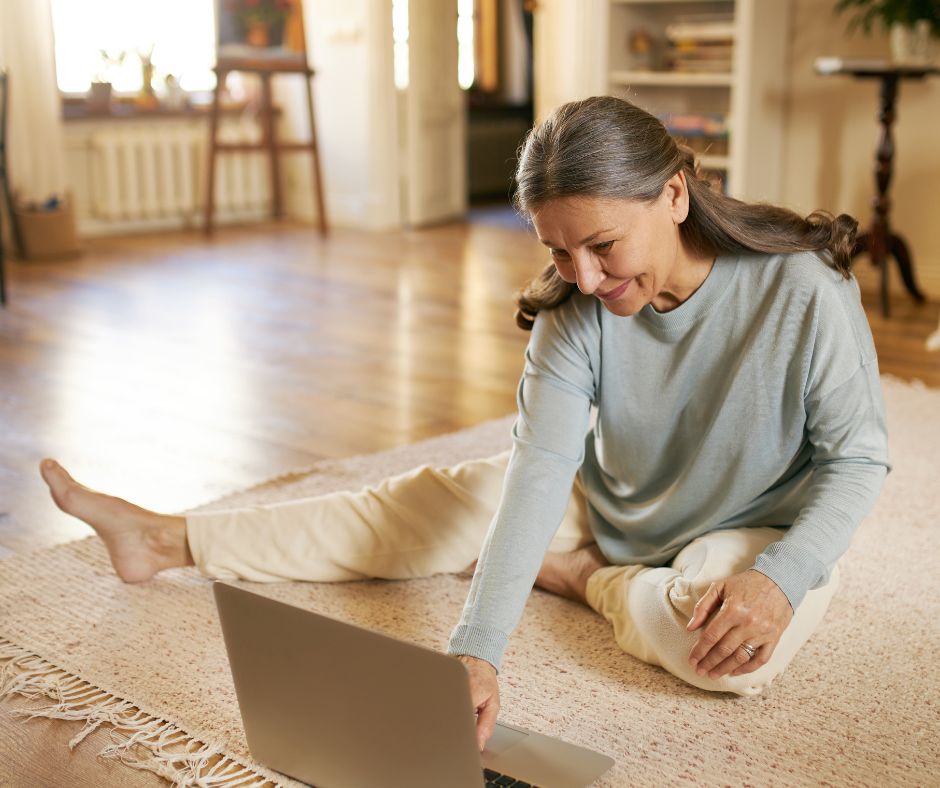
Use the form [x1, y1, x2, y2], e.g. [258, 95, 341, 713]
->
[532, 0, 608, 122]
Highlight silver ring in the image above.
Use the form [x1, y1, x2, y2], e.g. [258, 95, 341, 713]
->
[740, 642, 758, 659]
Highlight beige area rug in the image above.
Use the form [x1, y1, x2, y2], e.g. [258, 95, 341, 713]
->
[2, 376, 939, 787]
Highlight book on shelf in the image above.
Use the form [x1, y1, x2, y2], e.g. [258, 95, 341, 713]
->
[664, 22, 736, 43]
[671, 40, 734, 57]
[664, 13, 735, 74]
[664, 12, 736, 42]
[666, 56, 733, 73]
[657, 112, 729, 154]
[658, 112, 727, 135]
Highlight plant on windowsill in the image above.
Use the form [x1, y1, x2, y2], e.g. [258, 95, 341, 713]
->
[834, 0, 940, 65]
[87, 49, 126, 112]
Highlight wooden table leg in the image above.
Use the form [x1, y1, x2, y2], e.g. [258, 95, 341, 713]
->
[888, 231, 926, 304]
[261, 72, 283, 220]
[304, 69, 328, 237]
[868, 74, 898, 317]
[0, 206, 6, 305]
[203, 68, 223, 236]
[857, 73, 927, 317]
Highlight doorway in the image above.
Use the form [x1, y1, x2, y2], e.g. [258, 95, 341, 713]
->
[464, 0, 534, 229]
[392, 0, 535, 229]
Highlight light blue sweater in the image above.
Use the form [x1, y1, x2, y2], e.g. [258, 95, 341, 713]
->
[447, 250, 891, 671]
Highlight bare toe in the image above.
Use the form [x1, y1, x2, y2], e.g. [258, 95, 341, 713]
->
[39, 458, 80, 514]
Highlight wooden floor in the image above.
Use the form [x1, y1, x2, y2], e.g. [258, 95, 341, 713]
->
[0, 212, 939, 785]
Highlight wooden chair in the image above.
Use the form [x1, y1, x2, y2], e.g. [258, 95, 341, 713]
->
[0, 70, 22, 306]
[0, 70, 10, 305]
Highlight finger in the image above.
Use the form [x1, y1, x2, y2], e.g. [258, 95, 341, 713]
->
[691, 624, 748, 675]
[705, 637, 761, 679]
[476, 695, 500, 751]
[731, 642, 775, 676]
[688, 601, 736, 667]
[686, 582, 720, 631]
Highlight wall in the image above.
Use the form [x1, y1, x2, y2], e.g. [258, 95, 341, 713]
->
[781, 1, 940, 298]
[533, 0, 608, 123]
[277, 0, 400, 231]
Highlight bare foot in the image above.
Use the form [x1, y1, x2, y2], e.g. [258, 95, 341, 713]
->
[535, 544, 609, 605]
[39, 458, 193, 583]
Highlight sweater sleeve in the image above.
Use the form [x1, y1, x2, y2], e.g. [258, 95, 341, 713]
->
[446, 297, 598, 671]
[751, 277, 891, 610]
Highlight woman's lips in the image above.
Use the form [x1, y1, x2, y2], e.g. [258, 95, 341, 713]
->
[597, 280, 632, 301]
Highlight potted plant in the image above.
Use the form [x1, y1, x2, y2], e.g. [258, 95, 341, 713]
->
[835, 0, 940, 64]
[88, 49, 126, 112]
[135, 46, 159, 110]
[223, 0, 295, 49]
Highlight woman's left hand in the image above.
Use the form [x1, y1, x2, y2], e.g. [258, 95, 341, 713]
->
[686, 569, 793, 679]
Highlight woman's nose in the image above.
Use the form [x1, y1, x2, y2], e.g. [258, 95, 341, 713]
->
[572, 253, 605, 295]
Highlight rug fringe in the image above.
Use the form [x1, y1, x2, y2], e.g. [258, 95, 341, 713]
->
[0, 637, 276, 787]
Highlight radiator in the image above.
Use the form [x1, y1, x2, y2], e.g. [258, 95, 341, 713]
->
[87, 119, 270, 223]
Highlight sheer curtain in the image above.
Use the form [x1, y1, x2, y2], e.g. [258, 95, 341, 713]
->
[0, 0, 67, 204]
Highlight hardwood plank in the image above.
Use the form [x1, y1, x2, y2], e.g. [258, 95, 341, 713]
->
[0, 702, 169, 788]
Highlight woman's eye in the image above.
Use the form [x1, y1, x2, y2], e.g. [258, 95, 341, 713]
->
[594, 241, 614, 253]
[550, 249, 569, 259]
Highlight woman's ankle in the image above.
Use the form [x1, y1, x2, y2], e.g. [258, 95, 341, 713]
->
[146, 515, 195, 569]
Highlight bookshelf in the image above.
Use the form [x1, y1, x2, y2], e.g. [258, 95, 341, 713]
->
[609, 70, 734, 87]
[606, 0, 790, 202]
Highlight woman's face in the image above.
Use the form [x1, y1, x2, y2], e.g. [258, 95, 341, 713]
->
[530, 173, 712, 316]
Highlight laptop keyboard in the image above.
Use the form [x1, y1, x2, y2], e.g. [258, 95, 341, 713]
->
[483, 767, 537, 787]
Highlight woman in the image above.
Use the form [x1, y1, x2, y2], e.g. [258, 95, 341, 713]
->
[40, 96, 889, 753]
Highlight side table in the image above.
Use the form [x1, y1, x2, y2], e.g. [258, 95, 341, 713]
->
[815, 57, 937, 317]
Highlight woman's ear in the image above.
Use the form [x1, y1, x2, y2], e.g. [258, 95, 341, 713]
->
[665, 171, 690, 224]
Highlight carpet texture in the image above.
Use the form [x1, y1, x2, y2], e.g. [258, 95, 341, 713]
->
[1, 376, 939, 787]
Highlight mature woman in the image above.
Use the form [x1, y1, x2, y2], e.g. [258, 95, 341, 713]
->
[40, 96, 889, 753]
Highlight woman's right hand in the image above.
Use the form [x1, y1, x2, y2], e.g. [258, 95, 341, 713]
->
[456, 654, 500, 751]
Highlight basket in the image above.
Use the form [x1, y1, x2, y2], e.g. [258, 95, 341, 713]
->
[14, 196, 81, 261]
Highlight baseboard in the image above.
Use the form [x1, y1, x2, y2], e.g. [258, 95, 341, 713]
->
[76, 210, 269, 237]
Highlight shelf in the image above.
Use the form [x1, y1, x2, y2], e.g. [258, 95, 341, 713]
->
[609, 70, 734, 87]
[698, 154, 730, 169]
[608, 0, 789, 201]
[611, 0, 731, 4]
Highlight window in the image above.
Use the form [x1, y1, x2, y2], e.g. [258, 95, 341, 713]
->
[391, 0, 476, 91]
[457, 0, 475, 90]
[50, 0, 217, 94]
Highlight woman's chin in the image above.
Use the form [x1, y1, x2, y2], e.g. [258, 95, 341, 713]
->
[599, 297, 643, 317]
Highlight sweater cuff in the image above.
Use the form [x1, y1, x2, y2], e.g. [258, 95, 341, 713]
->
[751, 541, 828, 612]
[447, 624, 508, 673]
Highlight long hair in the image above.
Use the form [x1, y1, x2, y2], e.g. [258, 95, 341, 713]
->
[512, 96, 857, 330]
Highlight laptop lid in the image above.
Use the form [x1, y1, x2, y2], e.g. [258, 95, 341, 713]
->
[214, 581, 485, 788]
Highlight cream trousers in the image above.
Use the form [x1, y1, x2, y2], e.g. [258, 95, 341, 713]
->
[187, 450, 839, 696]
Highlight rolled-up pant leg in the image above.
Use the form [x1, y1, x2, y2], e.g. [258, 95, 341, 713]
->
[185, 450, 594, 582]
[585, 526, 840, 696]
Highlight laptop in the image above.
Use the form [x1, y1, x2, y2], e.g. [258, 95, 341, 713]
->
[213, 582, 615, 788]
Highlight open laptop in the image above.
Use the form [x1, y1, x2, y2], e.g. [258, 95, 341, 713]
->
[214, 582, 614, 788]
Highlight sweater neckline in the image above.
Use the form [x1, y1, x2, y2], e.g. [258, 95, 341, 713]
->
[635, 252, 739, 332]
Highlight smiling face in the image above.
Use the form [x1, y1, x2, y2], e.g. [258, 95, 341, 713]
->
[530, 172, 715, 316]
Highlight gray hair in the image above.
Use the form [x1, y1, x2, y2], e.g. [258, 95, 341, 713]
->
[512, 96, 857, 330]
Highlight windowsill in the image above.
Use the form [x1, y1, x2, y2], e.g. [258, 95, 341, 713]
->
[61, 96, 269, 123]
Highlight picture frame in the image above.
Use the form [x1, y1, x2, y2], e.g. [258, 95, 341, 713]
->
[216, 0, 308, 65]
